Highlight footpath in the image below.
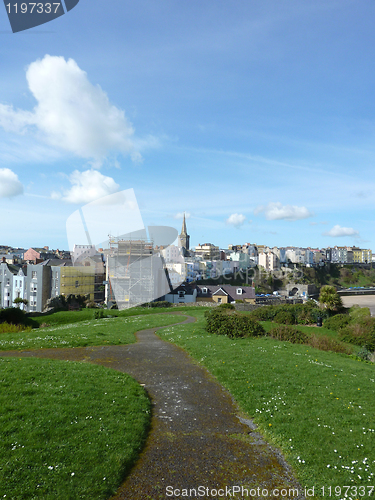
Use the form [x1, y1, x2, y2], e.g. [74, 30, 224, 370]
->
[0, 314, 305, 500]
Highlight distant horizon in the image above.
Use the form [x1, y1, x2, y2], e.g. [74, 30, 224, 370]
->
[0, 240, 373, 254]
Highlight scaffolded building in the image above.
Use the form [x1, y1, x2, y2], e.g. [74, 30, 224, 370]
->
[106, 237, 170, 309]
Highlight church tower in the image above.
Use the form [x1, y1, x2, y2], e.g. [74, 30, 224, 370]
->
[178, 212, 190, 256]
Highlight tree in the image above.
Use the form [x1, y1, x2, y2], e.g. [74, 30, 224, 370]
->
[13, 297, 28, 309]
[318, 285, 343, 312]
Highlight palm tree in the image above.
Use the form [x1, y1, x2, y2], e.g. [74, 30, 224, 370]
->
[318, 285, 343, 312]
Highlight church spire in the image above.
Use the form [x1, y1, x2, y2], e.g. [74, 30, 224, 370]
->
[181, 212, 187, 235]
[178, 212, 190, 256]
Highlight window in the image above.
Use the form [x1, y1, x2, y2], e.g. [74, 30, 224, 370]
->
[236, 288, 242, 295]
[178, 291, 185, 298]
[202, 287, 207, 294]
[217, 298, 222, 303]
[32, 271, 37, 279]
[75, 280, 79, 288]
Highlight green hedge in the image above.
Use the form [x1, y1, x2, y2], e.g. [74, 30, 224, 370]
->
[268, 325, 308, 344]
[0, 308, 38, 329]
[323, 314, 350, 332]
[338, 317, 375, 351]
[205, 309, 265, 338]
[249, 303, 329, 325]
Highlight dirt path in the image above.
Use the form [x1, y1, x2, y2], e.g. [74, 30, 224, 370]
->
[0, 314, 304, 500]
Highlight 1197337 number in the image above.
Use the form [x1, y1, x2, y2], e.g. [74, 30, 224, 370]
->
[5, 3, 61, 14]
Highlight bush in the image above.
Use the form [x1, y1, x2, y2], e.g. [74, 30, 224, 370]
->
[273, 311, 295, 325]
[268, 325, 308, 344]
[147, 301, 172, 308]
[250, 303, 328, 325]
[217, 303, 235, 310]
[0, 322, 32, 334]
[228, 315, 265, 338]
[249, 305, 278, 321]
[323, 314, 350, 332]
[205, 309, 265, 338]
[338, 318, 375, 351]
[0, 307, 28, 325]
[307, 334, 352, 355]
[0, 307, 38, 328]
[349, 305, 371, 321]
[357, 346, 372, 361]
[94, 309, 105, 319]
[295, 310, 316, 325]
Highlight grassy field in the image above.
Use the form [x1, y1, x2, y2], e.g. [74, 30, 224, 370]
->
[0, 313, 186, 351]
[2, 306, 374, 498]
[0, 357, 150, 500]
[158, 310, 375, 496]
[30, 305, 205, 328]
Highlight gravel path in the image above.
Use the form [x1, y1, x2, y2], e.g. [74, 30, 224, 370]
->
[0, 314, 304, 500]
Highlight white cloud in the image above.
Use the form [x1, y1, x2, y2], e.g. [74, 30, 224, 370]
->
[323, 225, 360, 238]
[254, 202, 314, 221]
[0, 55, 142, 163]
[0, 168, 23, 198]
[174, 212, 191, 219]
[53, 169, 120, 204]
[226, 213, 246, 227]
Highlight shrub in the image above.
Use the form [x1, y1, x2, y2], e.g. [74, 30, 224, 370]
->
[323, 314, 350, 332]
[0, 322, 33, 334]
[307, 334, 353, 355]
[217, 303, 235, 310]
[0, 307, 38, 328]
[228, 315, 265, 338]
[249, 305, 278, 321]
[273, 310, 295, 325]
[205, 309, 265, 338]
[94, 309, 105, 319]
[268, 325, 308, 344]
[149, 301, 171, 308]
[349, 305, 371, 321]
[338, 318, 375, 351]
[295, 310, 316, 325]
[357, 346, 372, 361]
[0, 307, 28, 325]
[250, 303, 328, 325]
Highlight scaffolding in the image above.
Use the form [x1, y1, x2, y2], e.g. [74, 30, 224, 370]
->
[107, 237, 156, 309]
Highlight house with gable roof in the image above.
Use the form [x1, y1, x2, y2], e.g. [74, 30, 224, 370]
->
[196, 284, 255, 304]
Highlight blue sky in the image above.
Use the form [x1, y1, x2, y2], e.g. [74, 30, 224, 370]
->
[1, 0, 375, 251]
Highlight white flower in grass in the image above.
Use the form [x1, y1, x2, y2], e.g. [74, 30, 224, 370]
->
[71, 472, 75, 476]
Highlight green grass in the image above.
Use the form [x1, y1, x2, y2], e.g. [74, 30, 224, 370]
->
[0, 314, 186, 350]
[30, 305, 204, 328]
[261, 320, 345, 339]
[261, 320, 361, 355]
[158, 310, 375, 495]
[0, 357, 150, 500]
